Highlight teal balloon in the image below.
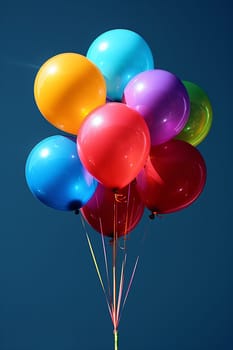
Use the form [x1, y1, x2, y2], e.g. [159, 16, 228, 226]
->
[87, 29, 154, 101]
[25, 135, 97, 211]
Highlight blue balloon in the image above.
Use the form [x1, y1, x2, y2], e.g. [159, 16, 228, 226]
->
[87, 29, 154, 101]
[25, 135, 97, 211]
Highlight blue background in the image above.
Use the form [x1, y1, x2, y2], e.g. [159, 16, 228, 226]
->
[0, 1, 232, 349]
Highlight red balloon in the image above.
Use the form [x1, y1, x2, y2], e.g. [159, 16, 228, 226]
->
[136, 139, 207, 214]
[77, 102, 150, 189]
[80, 181, 144, 237]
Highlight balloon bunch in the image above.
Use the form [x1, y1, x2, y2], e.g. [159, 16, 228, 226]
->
[25, 29, 212, 350]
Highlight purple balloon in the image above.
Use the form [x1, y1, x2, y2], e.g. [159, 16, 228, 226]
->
[123, 69, 190, 145]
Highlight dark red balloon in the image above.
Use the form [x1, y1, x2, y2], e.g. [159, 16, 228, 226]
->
[77, 102, 150, 190]
[136, 139, 207, 214]
[80, 181, 144, 237]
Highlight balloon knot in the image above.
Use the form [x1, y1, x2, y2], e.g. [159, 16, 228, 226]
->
[74, 209, 80, 215]
[149, 211, 158, 220]
[115, 193, 127, 203]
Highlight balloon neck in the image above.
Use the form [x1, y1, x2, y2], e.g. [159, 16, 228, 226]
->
[149, 211, 158, 220]
[132, 178, 137, 185]
[109, 236, 118, 245]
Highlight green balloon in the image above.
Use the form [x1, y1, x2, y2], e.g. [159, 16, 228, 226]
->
[176, 81, 213, 146]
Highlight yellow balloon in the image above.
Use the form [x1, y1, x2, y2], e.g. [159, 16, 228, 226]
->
[34, 53, 106, 134]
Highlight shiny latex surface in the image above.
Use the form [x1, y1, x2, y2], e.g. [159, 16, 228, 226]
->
[34, 53, 106, 135]
[123, 69, 190, 145]
[77, 102, 151, 190]
[25, 135, 97, 211]
[87, 29, 154, 101]
[176, 81, 213, 146]
[81, 181, 144, 237]
[136, 139, 206, 214]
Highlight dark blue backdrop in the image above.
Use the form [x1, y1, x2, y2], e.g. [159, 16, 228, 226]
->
[0, 1, 232, 349]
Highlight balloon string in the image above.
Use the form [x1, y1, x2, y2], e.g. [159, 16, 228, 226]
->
[95, 191, 112, 303]
[115, 183, 131, 326]
[114, 183, 132, 327]
[116, 183, 132, 323]
[100, 222, 112, 303]
[114, 329, 118, 350]
[80, 216, 112, 319]
[116, 254, 127, 325]
[112, 196, 118, 330]
[123, 182, 131, 243]
[119, 256, 139, 324]
[115, 193, 127, 203]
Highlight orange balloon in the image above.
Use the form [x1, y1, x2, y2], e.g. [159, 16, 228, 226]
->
[34, 53, 106, 135]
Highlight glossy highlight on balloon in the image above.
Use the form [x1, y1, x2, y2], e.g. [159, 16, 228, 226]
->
[77, 102, 151, 190]
[25, 135, 98, 211]
[87, 29, 154, 101]
[123, 69, 190, 145]
[81, 181, 144, 237]
[176, 81, 213, 146]
[34, 53, 106, 135]
[136, 139, 207, 214]
[25, 28, 212, 350]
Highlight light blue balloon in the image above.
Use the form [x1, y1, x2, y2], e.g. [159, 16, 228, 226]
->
[25, 135, 97, 211]
[87, 29, 154, 101]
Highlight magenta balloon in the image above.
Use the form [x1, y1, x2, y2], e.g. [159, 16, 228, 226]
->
[123, 69, 190, 145]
